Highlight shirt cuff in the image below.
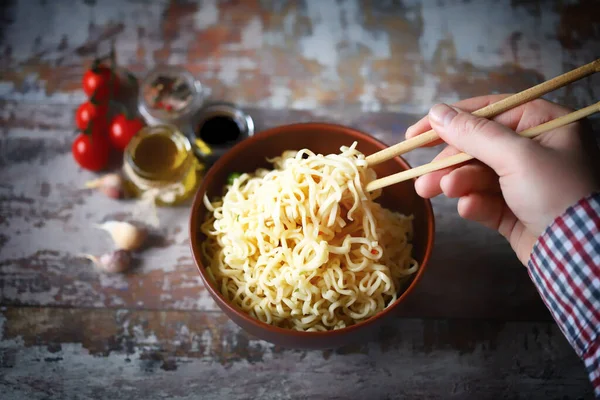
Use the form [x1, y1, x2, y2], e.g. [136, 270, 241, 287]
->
[584, 339, 600, 398]
[527, 192, 600, 395]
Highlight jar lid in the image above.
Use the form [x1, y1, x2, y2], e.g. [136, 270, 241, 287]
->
[189, 102, 254, 163]
[138, 65, 203, 126]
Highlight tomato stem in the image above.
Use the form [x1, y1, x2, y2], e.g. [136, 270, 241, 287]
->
[91, 58, 102, 73]
[107, 40, 118, 105]
[126, 71, 138, 86]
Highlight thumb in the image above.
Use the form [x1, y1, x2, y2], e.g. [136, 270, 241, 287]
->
[428, 103, 531, 175]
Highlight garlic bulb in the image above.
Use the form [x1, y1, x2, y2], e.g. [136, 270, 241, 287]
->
[85, 173, 126, 199]
[84, 250, 132, 273]
[95, 221, 147, 251]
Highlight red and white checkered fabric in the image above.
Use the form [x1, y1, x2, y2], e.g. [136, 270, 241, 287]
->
[528, 192, 600, 397]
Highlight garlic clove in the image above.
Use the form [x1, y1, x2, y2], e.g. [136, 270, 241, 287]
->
[85, 173, 126, 199]
[95, 220, 147, 251]
[83, 250, 131, 273]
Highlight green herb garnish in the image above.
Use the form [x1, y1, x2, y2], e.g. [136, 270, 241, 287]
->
[227, 172, 242, 185]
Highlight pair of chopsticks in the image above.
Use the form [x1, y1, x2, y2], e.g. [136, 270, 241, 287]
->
[365, 59, 600, 192]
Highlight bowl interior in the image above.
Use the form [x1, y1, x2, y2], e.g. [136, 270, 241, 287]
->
[189, 123, 433, 336]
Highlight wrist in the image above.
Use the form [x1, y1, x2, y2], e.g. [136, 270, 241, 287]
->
[530, 158, 599, 236]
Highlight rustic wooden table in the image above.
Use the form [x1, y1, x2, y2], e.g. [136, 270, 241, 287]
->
[1, 1, 599, 399]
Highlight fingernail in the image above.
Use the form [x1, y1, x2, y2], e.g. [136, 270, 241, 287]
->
[429, 104, 458, 127]
[414, 177, 425, 196]
[440, 174, 450, 192]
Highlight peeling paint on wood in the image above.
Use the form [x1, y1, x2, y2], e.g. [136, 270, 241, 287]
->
[0, 0, 599, 113]
[0, 103, 552, 320]
[0, 307, 594, 399]
[1, 0, 599, 398]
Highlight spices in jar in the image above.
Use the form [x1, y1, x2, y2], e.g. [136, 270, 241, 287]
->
[144, 75, 192, 114]
[138, 66, 203, 126]
[122, 125, 202, 207]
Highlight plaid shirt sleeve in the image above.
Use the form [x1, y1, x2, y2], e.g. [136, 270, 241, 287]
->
[527, 192, 600, 397]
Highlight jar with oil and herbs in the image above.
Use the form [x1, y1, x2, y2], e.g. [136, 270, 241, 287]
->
[122, 125, 202, 206]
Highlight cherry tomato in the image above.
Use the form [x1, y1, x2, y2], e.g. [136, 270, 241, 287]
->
[72, 126, 110, 171]
[75, 101, 108, 130]
[109, 114, 145, 151]
[82, 64, 120, 103]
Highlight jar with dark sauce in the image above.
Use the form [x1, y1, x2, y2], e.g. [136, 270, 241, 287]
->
[197, 115, 243, 145]
[191, 103, 254, 162]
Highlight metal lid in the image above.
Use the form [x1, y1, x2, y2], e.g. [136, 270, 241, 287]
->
[188, 102, 254, 164]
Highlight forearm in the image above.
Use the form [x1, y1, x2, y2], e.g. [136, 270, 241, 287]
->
[528, 192, 600, 396]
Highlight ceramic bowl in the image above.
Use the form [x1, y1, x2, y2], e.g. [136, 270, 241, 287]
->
[189, 123, 434, 349]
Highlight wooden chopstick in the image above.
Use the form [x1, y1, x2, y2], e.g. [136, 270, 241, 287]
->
[365, 58, 600, 167]
[365, 101, 600, 192]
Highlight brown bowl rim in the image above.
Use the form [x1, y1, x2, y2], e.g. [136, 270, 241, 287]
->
[189, 122, 435, 338]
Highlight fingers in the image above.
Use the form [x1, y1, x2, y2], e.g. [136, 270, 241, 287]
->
[450, 94, 515, 114]
[428, 103, 533, 176]
[414, 145, 463, 198]
[457, 192, 518, 238]
[411, 96, 571, 201]
[495, 98, 572, 133]
[405, 94, 514, 146]
[405, 95, 570, 145]
[404, 117, 443, 147]
[457, 192, 534, 265]
[440, 164, 500, 198]
[415, 159, 500, 199]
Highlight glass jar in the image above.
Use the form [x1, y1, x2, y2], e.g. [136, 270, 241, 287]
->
[138, 65, 203, 127]
[188, 102, 255, 165]
[122, 124, 202, 206]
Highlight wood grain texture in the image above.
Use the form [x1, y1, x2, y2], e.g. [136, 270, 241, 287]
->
[0, 307, 595, 399]
[0, 102, 551, 320]
[1, 0, 600, 398]
[1, 0, 599, 114]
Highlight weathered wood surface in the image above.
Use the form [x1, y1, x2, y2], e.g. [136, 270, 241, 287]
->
[0, 102, 551, 320]
[1, 0, 599, 113]
[1, 0, 600, 399]
[0, 307, 594, 399]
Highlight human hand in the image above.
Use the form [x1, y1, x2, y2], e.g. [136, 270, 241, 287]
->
[407, 95, 599, 264]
